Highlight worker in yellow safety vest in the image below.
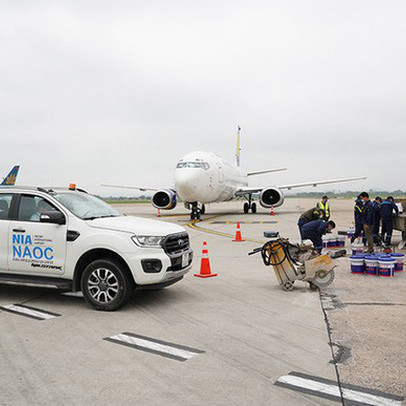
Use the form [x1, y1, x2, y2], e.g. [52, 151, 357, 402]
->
[317, 196, 330, 220]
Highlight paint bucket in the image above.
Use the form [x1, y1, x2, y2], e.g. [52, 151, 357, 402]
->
[327, 235, 337, 248]
[378, 257, 395, 278]
[350, 255, 365, 274]
[347, 227, 355, 240]
[351, 242, 364, 256]
[336, 235, 346, 248]
[391, 253, 404, 272]
[364, 255, 379, 276]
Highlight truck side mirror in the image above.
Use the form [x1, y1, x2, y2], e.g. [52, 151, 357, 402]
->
[40, 211, 66, 225]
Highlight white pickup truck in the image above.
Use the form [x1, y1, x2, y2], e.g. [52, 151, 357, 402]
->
[0, 186, 193, 310]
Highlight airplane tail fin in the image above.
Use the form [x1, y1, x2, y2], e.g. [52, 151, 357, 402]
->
[236, 126, 241, 167]
[1, 165, 20, 186]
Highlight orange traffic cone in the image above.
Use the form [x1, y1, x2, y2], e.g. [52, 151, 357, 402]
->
[157, 209, 161, 217]
[233, 222, 245, 242]
[194, 242, 217, 278]
[270, 206, 275, 216]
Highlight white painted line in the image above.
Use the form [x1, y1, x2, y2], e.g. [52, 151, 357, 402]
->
[105, 332, 204, 361]
[0, 304, 60, 320]
[61, 291, 84, 298]
[276, 375, 402, 406]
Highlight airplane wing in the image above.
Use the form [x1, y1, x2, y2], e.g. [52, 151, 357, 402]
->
[235, 176, 367, 196]
[235, 187, 263, 196]
[101, 183, 160, 192]
[247, 168, 287, 176]
[278, 176, 367, 190]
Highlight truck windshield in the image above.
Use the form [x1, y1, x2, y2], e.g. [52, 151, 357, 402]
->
[53, 193, 121, 220]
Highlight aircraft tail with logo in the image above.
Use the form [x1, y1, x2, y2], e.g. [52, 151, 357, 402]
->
[236, 126, 241, 167]
[1, 166, 20, 186]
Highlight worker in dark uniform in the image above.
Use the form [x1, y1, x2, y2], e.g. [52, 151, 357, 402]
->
[380, 196, 399, 246]
[301, 219, 336, 253]
[317, 196, 330, 220]
[360, 192, 374, 253]
[350, 195, 364, 243]
[297, 207, 325, 239]
[372, 196, 382, 244]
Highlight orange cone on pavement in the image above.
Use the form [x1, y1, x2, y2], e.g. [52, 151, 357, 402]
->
[233, 222, 245, 242]
[270, 206, 275, 216]
[194, 242, 217, 278]
[157, 209, 161, 217]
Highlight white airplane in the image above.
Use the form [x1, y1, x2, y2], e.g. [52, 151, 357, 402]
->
[103, 130, 366, 219]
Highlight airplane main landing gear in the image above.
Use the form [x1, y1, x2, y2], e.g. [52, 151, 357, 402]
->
[243, 196, 257, 214]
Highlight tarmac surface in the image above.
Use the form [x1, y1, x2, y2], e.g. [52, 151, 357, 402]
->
[0, 198, 404, 405]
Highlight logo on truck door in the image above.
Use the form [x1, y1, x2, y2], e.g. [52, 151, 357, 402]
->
[12, 233, 62, 271]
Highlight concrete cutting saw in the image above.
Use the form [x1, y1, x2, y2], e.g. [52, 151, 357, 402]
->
[249, 232, 343, 291]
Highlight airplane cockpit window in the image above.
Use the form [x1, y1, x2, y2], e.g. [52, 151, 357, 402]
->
[176, 162, 210, 170]
[187, 162, 203, 168]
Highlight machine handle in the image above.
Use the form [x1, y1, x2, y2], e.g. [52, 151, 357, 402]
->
[248, 247, 262, 255]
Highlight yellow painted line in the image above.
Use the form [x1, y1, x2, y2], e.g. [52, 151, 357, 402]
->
[208, 220, 279, 225]
[159, 213, 191, 218]
[186, 216, 265, 244]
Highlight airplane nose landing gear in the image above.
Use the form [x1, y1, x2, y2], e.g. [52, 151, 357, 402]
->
[190, 202, 203, 220]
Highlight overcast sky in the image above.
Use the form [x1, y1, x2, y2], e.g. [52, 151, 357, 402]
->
[1, 0, 405, 196]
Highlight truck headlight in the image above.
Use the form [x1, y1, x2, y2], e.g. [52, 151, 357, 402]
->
[131, 235, 164, 248]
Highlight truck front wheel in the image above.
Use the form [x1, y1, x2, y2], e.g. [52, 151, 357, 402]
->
[81, 259, 134, 311]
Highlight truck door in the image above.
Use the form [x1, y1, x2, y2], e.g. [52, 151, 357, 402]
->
[8, 194, 67, 276]
[0, 193, 13, 272]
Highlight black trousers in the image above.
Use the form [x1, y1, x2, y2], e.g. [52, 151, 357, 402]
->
[351, 221, 364, 243]
[373, 218, 381, 243]
[381, 218, 393, 245]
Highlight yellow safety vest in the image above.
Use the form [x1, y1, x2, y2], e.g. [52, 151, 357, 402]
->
[318, 202, 330, 218]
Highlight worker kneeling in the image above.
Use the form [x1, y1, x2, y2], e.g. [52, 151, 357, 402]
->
[301, 219, 336, 253]
[297, 207, 325, 239]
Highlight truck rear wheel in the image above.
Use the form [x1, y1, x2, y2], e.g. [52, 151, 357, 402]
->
[81, 259, 134, 311]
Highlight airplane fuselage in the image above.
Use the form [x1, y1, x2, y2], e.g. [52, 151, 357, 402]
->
[174, 151, 248, 204]
[102, 146, 366, 219]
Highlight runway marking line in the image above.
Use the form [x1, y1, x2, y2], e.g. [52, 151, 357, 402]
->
[104, 332, 205, 362]
[210, 221, 278, 225]
[275, 371, 404, 406]
[0, 303, 61, 321]
[187, 221, 265, 244]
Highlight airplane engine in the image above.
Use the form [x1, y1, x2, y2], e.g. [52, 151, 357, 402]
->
[151, 190, 177, 210]
[259, 187, 284, 208]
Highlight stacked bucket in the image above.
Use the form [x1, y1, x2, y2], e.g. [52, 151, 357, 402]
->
[350, 251, 404, 278]
[322, 234, 346, 250]
[345, 225, 404, 277]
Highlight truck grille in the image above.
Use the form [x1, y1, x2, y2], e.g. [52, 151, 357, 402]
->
[161, 233, 190, 254]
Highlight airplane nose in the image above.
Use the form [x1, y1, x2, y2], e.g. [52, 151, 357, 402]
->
[175, 170, 202, 202]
